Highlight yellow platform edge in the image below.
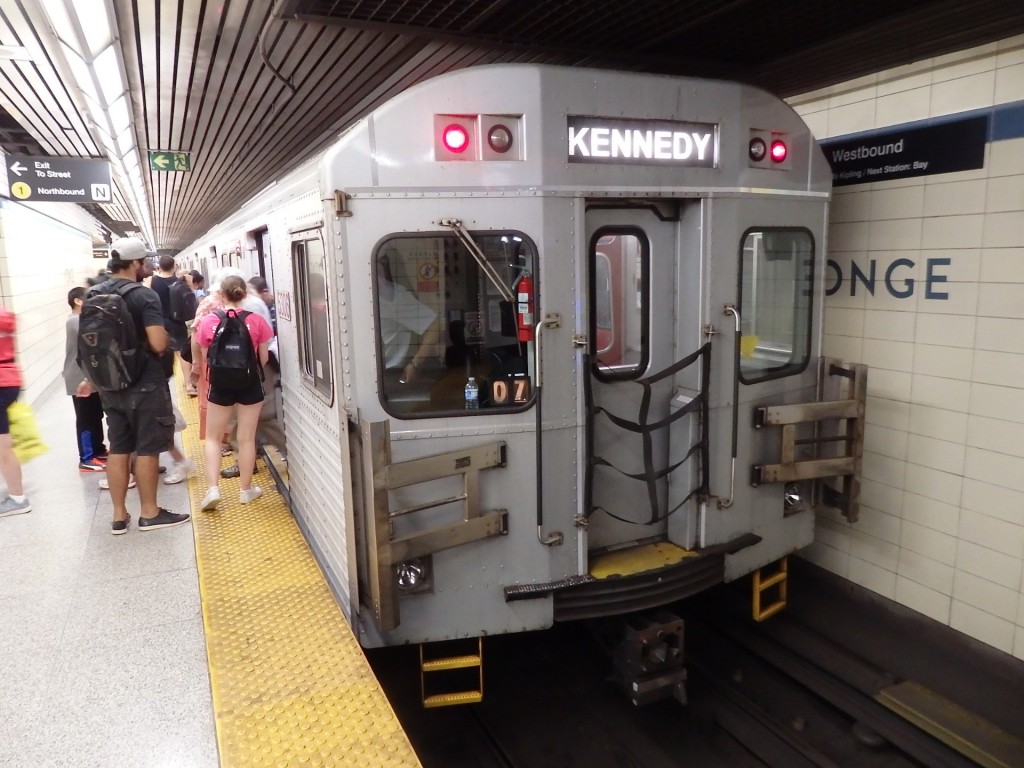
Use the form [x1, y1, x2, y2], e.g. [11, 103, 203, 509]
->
[176, 377, 421, 767]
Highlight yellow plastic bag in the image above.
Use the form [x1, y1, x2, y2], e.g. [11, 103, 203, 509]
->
[8, 401, 48, 463]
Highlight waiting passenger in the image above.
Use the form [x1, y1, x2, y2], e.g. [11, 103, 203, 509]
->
[0, 309, 31, 518]
[76, 237, 190, 534]
[64, 287, 108, 471]
[195, 275, 273, 510]
[377, 252, 442, 385]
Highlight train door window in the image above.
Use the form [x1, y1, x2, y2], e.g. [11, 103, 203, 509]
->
[292, 232, 333, 400]
[738, 228, 813, 383]
[589, 228, 649, 380]
[374, 232, 536, 418]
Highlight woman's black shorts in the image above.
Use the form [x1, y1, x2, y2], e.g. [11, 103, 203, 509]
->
[207, 375, 265, 407]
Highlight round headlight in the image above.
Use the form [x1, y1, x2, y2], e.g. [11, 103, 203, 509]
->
[784, 483, 802, 508]
[397, 559, 428, 590]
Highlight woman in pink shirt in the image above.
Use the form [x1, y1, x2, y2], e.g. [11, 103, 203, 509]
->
[195, 276, 273, 510]
[0, 309, 29, 517]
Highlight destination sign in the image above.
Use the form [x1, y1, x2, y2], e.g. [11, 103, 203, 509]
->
[148, 150, 192, 172]
[820, 116, 987, 187]
[567, 116, 718, 167]
[5, 154, 112, 203]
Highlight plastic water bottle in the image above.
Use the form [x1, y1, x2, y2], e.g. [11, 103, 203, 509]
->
[464, 377, 479, 410]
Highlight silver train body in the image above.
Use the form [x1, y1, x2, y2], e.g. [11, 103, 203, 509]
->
[178, 64, 865, 650]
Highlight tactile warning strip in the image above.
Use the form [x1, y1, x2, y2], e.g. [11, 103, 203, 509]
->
[177, 383, 421, 767]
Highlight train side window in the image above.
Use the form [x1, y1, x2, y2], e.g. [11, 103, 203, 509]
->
[292, 234, 333, 400]
[589, 228, 649, 381]
[738, 228, 814, 383]
[374, 232, 536, 418]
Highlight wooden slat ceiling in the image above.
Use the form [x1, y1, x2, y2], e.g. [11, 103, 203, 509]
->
[0, 0, 1022, 252]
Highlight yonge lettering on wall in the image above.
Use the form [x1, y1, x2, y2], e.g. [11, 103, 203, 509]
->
[820, 116, 987, 186]
[826, 257, 951, 299]
[567, 116, 717, 167]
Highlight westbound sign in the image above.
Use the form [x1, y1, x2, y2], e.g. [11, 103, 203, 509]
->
[5, 154, 112, 202]
[148, 150, 192, 171]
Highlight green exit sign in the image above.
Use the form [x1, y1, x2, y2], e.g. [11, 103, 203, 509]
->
[148, 150, 192, 172]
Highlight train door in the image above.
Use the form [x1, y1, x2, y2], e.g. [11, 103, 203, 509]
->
[584, 204, 699, 554]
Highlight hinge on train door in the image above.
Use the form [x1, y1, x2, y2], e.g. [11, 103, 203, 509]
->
[750, 358, 868, 522]
[334, 189, 352, 217]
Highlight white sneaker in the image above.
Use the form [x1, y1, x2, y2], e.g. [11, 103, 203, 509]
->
[240, 486, 262, 504]
[200, 486, 221, 511]
[163, 459, 194, 485]
[98, 475, 136, 490]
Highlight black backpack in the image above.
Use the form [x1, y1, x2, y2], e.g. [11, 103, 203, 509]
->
[168, 278, 197, 322]
[77, 281, 148, 392]
[207, 309, 261, 389]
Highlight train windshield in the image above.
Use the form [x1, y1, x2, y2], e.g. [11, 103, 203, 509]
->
[374, 232, 536, 417]
[738, 228, 814, 383]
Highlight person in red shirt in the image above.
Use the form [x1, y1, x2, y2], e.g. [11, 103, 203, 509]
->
[0, 308, 30, 517]
[195, 275, 273, 511]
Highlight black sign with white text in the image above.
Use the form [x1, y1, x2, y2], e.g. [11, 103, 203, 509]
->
[820, 116, 988, 186]
[567, 116, 718, 167]
[5, 154, 112, 202]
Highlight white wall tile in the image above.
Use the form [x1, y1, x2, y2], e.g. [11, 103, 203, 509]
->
[904, 463, 963, 505]
[828, 102, 877, 136]
[972, 350, 1024, 387]
[899, 547, 955, 594]
[951, 600, 1014, 653]
[994, 62, 1024, 104]
[969, 383, 1024, 425]
[864, 423, 909, 462]
[824, 306, 865, 337]
[931, 45, 998, 79]
[863, 309, 915, 342]
[865, 396, 911, 431]
[902, 492, 961, 537]
[912, 344, 973, 380]
[977, 283, 1024, 320]
[957, 540, 1023, 590]
[827, 77, 878, 108]
[867, 370, 913, 403]
[876, 88, 931, 127]
[965, 447, 1024, 494]
[859, 477, 904, 517]
[848, 556, 897, 598]
[961, 479, 1024, 527]
[974, 317, 1024, 354]
[924, 180, 988, 217]
[953, 569, 1020, 616]
[828, 222, 871, 253]
[930, 72, 996, 115]
[862, 450, 906, 489]
[908, 404, 968, 444]
[966, 415, 1024, 459]
[987, 138, 1024, 178]
[799, 542, 850, 577]
[957, 508, 1024, 559]
[816, 518, 853, 553]
[849, 529, 899, 572]
[912, 281, 978, 317]
[982, 211, 1024, 249]
[857, 505, 902, 545]
[896, 576, 951, 624]
[901, 520, 958, 566]
[823, 333, 865, 363]
[862, 338, 914, 373]
[869, 186, 925, 221]
[907, 434, 965, 475]
[995, 35, 1024, 63]
[985, 175, 1024, 214]
[979, 247, 1024, 283]
[910, 374, 971, 413]
[921, 214, 985, 250]
[830, 189, 873, 223]
[868, 219, 922, 252]
[875, 60, 934, 96]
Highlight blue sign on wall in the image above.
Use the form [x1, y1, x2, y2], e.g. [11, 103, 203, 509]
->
[820, 116, 988, 186]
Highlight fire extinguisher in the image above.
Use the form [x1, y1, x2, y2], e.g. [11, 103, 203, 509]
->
[516, 273, 535, 342]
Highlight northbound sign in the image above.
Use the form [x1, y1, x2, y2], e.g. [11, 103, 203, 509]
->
[5, 154, 112, 202]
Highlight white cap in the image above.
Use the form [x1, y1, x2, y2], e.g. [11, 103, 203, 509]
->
[110, 237, 148, 262]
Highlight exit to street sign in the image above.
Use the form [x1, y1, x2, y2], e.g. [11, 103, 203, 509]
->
[148, 150, 192, 171]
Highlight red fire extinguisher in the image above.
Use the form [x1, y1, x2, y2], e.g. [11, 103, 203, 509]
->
[516, 273, 535, 342]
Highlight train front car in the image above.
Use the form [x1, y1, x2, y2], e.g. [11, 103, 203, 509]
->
[331, 64, 865, 704]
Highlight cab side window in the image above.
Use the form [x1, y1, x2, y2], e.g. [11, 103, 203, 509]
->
[292, 234, 333, 400]
[590, 228, 649, 380]
[738, 228, 814, 383]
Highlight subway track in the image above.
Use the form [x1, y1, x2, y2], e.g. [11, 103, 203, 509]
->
[366, 562, 1024, 768]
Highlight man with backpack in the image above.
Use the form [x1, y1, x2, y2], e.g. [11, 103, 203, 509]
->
[76, 237, 190, 535]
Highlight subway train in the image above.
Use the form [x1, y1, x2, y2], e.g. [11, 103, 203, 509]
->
[177, 63, 866, 704]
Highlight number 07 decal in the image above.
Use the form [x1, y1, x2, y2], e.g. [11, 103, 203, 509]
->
[491, 376, 531, 405]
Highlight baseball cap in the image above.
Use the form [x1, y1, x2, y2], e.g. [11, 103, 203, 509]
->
[110, 237, 148, 262]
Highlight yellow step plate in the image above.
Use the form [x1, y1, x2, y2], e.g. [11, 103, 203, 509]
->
[589, 541, 697, 579]
[423, 691, 485, 708]
[178, 381, 421, 767]
[421, 655, 482, 672]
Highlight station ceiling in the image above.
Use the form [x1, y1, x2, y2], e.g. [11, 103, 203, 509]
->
[0, 0, 1023, 253]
